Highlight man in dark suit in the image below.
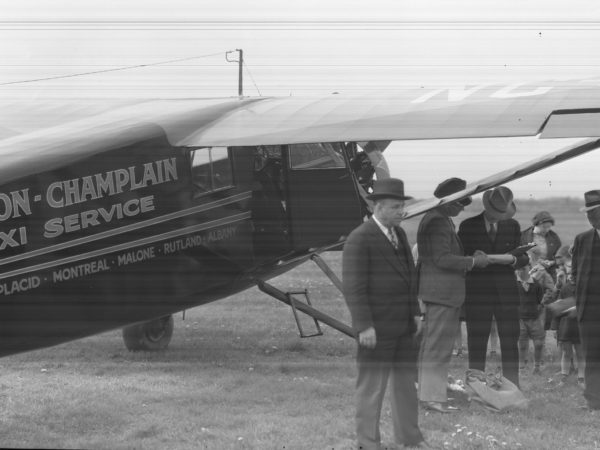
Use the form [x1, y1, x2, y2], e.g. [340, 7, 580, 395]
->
[572, 189, 600, 410]
[343, 178, 425, 450]
[417, 178, 489, 413]
[457, 186, 529, 387]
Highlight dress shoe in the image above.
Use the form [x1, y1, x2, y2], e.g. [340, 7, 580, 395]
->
[422, 401, 458, 413]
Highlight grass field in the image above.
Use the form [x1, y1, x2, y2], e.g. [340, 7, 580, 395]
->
[1, 197, 598, 449]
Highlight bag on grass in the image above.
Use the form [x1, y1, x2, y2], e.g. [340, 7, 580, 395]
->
[465, 369, 529, 412]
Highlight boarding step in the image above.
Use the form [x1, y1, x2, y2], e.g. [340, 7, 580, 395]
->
[256, 280, 355, 338]
[287, 289, 323, 338]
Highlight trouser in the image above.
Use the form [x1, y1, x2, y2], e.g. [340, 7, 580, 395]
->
[579, 318, 600, 408]
[465, 293, 521, 387]
[355, 335, 423, 449]
[518, 317, 546, 367]
[418, 302, 461, 402]
[560, 343, 585, 377]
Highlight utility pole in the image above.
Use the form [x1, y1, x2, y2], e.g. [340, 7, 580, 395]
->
[226, 49, 243, 96]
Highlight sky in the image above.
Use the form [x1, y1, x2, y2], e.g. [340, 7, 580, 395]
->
[1, 0, 600, 199]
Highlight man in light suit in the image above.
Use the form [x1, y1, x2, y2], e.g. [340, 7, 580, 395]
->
[417, 178, 489, 413]
[572, 189, 600, 410]
[458, 186, 530, 387]
[343, 178, 425, 450]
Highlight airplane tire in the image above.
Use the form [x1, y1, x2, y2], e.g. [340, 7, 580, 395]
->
[122, 315, 174, 351]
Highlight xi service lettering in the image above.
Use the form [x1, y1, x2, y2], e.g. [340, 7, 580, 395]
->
[0, 157, 178, 249]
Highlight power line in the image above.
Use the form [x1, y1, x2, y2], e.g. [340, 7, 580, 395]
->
[243, 61, 262, 96]
[0, 51, 225, 86]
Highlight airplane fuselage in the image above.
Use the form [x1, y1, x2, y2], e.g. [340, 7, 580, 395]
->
[0, 121, 364, 356]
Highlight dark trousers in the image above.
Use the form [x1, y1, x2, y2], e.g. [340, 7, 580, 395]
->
[465, 292, 521, 386]
[355, 334, 423, 449]
[580, 317, 600, 408]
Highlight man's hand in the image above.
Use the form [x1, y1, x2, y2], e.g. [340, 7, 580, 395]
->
[413, 316, 424, 338]
[472, 250, 490, 269]
[358, 327, 376, 349]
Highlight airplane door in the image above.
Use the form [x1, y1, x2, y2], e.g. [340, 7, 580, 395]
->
[285, 143, 364, 251]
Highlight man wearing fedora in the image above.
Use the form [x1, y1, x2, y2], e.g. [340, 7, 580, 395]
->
[417, 178, 489, 413]
[343, 177, 426, 449]
[571, 189, 600, 410]
[458, 186, 530, 386]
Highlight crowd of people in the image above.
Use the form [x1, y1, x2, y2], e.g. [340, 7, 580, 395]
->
[342, 178, 600, 449]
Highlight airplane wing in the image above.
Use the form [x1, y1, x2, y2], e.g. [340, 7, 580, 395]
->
[2, 78, 600, 187]
[179, 79, 600, 146]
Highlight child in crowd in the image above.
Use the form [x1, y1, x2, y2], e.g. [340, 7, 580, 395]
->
[516, 265, 547, 375]
[552, 245, 585, 387]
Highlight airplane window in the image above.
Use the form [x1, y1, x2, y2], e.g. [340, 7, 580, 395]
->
[210, 146, 233, 189]
[289, 143, 346, 169]
[191, 148, 211, 192]
[190, 147, 233, 194]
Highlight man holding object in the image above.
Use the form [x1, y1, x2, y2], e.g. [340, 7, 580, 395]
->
[343, 178, 425, 449]
[458, 186, 530, 387]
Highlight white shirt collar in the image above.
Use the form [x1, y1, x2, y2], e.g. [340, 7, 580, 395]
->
[373, 215, 390, 236]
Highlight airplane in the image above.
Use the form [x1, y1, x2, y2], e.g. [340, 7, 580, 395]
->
[0, 78, 599, 357]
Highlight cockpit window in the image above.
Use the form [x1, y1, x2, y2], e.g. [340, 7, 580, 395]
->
[289, 143, 346, 169]
[190, 147, 234, 194]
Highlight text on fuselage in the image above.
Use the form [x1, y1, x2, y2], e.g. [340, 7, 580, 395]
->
[0, 157, 178, 250]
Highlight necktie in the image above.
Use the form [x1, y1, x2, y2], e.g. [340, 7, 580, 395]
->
[488, 223, 496, 241]
[388, 227, 399, 250]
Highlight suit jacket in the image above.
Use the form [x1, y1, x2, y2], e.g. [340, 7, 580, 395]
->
[572, 228, 600, 321]
[458, 213, 529, 301]
[342, 218, 419, 339]
[417, 210, 472, 307]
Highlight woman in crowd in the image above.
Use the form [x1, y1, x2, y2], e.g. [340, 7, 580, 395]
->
[521, 211, 562, 272]
[521, 211, 562, 331]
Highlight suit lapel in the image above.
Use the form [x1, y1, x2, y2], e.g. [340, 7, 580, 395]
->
[368, 220, 413, 288]
[394, 226, 414, 285]
[475, 213, 494, 250]
[366, 219, 405, 273]
[447, 217, 464, 254]
[581, 229, 596, 284]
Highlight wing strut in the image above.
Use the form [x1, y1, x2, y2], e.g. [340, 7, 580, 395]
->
[403, 137, 600, 219]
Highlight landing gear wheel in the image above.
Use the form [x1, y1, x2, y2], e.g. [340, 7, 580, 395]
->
[122, 315, 174, 351]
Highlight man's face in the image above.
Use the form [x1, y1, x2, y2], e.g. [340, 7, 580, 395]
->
[483, 210, 499, 224]
[374, 198, 406, 227]
[587, 206, 600, 229]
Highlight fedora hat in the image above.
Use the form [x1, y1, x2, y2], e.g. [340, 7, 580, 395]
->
[367, 178, 413, 201]
[482, 186, 516, 221]
[434, 177, 471, 206]
[580, 190, 600, 212]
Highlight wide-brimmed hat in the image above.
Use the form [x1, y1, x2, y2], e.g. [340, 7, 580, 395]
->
[580, 190, 600, 212]
[434, 177, 471, 206]
[532, 211, 555, 226]
[367, 178, 413, 201]
[482, 186, 516, 221]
